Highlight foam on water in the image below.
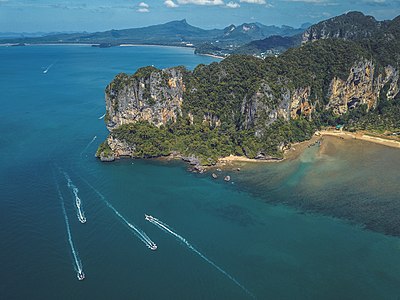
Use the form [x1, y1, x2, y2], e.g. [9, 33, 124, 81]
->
[146, 216, 255, 299]
[63, 172, 86, 224]
[53, 173, 84, 280]
[79, 176, 157, 250]
[80, 136, 97, 159]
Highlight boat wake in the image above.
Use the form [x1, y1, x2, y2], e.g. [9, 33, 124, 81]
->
[43, 63, 54, 74]
[54, 176, 85, 281]
[80, 177, 157, 250]
[80, 136, 97, 159]
[64, 173, 86, 224]
[145, 215, 254, 298]
[98, 113, 106, 120]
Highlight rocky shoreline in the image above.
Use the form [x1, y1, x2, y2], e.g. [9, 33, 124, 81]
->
[97, 129, 400, 180]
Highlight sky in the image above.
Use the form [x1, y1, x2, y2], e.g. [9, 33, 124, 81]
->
[0, 0, 399, 32]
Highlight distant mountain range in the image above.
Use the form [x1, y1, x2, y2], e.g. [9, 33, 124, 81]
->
[230, 11, 400, 58]
[2, 13, 397, 59]
[0, 19, 308, 54]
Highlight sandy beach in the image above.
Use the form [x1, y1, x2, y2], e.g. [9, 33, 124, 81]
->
[218, 155, 281, 163]
[218, 129, 400, 166]
[318, 130, 400, 149]
[196, 53, 225, 59]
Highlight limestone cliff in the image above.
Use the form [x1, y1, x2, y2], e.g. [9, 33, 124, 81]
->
[105, 67, 185, 130]
[240, 82, 290, 136]
[289, 87, 314, 120]
[327, 61, 399, 115]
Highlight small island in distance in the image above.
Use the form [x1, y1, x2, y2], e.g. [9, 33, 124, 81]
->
[95, 11, 400, 172]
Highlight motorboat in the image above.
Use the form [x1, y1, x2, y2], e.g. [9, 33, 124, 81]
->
[77, 271, 85, 281]
[145, 214, 154, 221]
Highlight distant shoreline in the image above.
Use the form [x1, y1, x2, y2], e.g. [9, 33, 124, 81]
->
[0, 43, 96, 47]
[118, 43, 194, 50]
[196, 53, 225, 59]
[0, 43, 226, 59]
[0, 42, 196, 51]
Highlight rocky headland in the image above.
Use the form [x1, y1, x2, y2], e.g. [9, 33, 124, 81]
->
[97, 12, 400, 169]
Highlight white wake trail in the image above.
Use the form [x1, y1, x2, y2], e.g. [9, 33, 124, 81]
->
[98, 113, 106, 120]
[63, 172, 86, 224]
[147, 216, 255, 299]
[54, 176, 85, 280]
[80, 135, 97, 158]
[79, 177, 157, 250]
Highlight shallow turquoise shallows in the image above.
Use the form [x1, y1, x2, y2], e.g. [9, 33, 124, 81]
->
[1, 45, 400, 300]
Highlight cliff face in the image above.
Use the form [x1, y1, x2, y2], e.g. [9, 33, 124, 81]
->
[105, 67, 185, 130]
[240, 82, 289, 132]
[245, 61, 399, 124]
[327, 61, 399, 114]
[107, 135, 134, 157]
[289, 87, 314, 120]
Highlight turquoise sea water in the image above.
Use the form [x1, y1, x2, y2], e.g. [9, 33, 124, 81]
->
[1, 45, 400, 299]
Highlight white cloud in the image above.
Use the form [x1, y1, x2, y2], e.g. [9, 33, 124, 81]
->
[137, 2, 149, 12]
[164, 0, 179, 7]
[226, 1, 240, 8]
[138, 2, 149, 8]
[239, 0, 266, 4]
[176, 0, 225, 5]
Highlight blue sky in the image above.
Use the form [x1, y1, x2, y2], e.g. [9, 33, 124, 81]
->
[0, 0, 399, 32]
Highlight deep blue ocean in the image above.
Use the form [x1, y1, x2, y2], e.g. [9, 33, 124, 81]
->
[1, 45, 400, 300]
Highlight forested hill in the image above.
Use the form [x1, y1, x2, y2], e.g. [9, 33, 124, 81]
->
[232, 11, 400, 58]
[96, 13, 400, 166]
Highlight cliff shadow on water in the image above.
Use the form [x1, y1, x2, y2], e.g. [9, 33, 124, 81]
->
[229, 136, 400, 237]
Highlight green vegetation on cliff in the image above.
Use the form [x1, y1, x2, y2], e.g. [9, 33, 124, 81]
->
[109, 117, 317, 165]
[96, 140, 113, 158]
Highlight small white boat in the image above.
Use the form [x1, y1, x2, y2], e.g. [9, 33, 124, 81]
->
[145, 214, 154, 221]
[77, 271, 85, 281]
